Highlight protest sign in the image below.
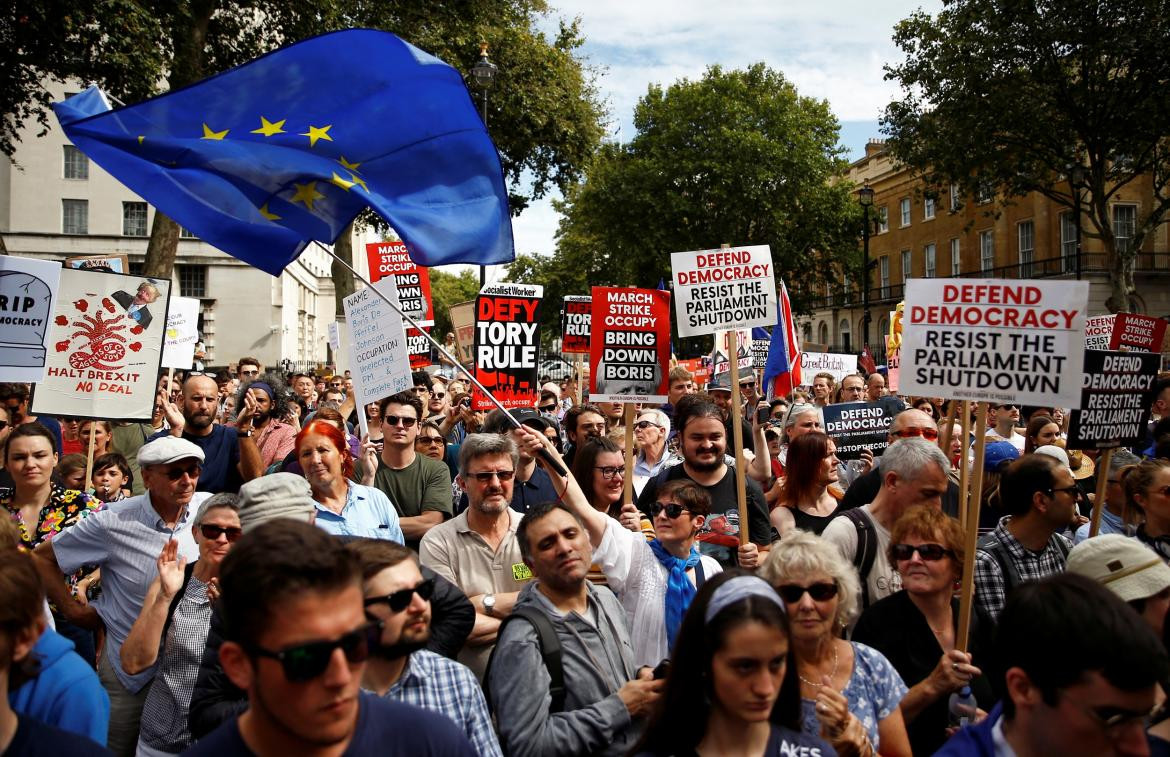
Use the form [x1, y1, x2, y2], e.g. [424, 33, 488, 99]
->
[473, 283, 543, 410]
[671, 245, 777, 337]
[799, 352, 858, 384]
[0, 254, 60, 383]
[1066, 350, 1160, 449]
[161, 296, 201, 369]
[405, 327, 432, 369]
[561, 295, 591, 354]
[711, 329, 753, 376]
[678, 357, 709, 386]
[1085, 314, 1115, 351]
[327, 321, 340, 350]
[885, 334, 900, 392]
[343, 279, 412, 435]
[752, 338, 770, 370]
[1112, 313, 1167, 353]
[589, 286, 671, 402]
[32, 269, 169, 420]
[901, 279, 1088, 408]
[822, 398, 901, 460]
[449, 301, 476, 365]
[67, 254, 129, 274]
[365, 241, 434, 327]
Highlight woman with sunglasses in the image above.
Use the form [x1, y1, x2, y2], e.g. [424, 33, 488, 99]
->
[1124, 459, 1170, 562]
[853, 506, 991, 756]
[633, 571, 832, 757]
[296, 420, 404, 543]
[760, 530, 911, 757]
[121, 494, 241, 755]
[770, 432, 843, 537]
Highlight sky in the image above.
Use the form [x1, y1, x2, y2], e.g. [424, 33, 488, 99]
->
[491, 0, 941, 279]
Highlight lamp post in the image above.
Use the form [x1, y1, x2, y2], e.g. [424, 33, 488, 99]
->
[471, 42, 498, 288]
[858, 184, 874, 353]
[1068, 164, 1085, 280]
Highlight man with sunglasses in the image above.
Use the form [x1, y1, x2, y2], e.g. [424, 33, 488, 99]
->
[235, 357, 261, 384]
[349, 539, 502, 757]
[420, 434, 533, 680]
[454, 409, 561, 516]
[987, 402, 1026, 452]
[370, 391, 452, 551]
[32, 437, 211, 755]
[187, 519, 474, 756]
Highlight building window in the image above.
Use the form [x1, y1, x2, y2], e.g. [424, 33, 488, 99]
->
[950, 183, 962, 211]
[950, 238, 961, 276]
[129, 261, 145, 276]
[63, 145, 88, 180]
[1060, 211, 1077, 273]
[976, 180, 993, 204]
[178, 265, 207, 298]
[877, 206, 889, 234]
[980, 230, 995, 272]
[818, 322, 829, 346]
[901, 249, 912, 283]
[839, 319, 852, 352]
[1018, 220, 1035, 275]
[62, 199, 88, 234]
[879, 256, 890, 298]
[924, 196, 935, 220]
[122, 202, 148, 237]
[802, 323, 812, 344]
[1114, 204, 1137, 255]
[924, 243, 937, 278]
[180, 227, 198, 239]
[900, 198, 911, 227]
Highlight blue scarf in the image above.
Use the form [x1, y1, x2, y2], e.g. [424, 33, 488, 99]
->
[649, 539, 701, 648]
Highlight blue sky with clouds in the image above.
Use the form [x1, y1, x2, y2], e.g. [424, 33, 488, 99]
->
[495, 0, 941, 277]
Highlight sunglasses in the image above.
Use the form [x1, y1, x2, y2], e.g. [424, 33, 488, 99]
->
[417, 436, 445, 445]
[163, 464, 202, 481]
[0, 420, 8, 432]
[740, 381, 756, 388]
[776, 582, 839, 604]
[250, 622, 377, 682]
[994, 404, 1019, 410]
[891, 543, 954, 561]
[466, 469, 515, 483]
[382, 415, 418, 428]
[634, 420, 661, 430]
[596, 465, 625, 480]
[433, 392, 445, 399]
[199, 523, 243, 542]
[538, 404, 557, 412]
[329, 382, 343, 387]
[1048, 485, 1082, 498]
[363, 578, 437, 613]
[892, 427, 940, 441]
[649, 501, 690, 519]
[240, 370, 260, 377]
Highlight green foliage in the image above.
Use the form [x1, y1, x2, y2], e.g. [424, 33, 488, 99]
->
[882, 0, 1170, 312]
[428, 268, 482, 338]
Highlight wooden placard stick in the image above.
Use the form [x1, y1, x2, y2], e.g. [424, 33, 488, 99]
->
[957, 401, 990, 653]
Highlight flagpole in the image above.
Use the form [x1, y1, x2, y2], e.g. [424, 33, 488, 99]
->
[317, 242, 567, 477]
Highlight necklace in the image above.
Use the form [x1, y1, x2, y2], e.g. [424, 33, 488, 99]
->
[798, 643, 839, 689]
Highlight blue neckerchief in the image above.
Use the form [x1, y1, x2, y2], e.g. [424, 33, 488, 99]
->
[649, 538, 701, 648]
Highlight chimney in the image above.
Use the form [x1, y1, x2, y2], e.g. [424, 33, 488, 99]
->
[865, 139, 886, 158]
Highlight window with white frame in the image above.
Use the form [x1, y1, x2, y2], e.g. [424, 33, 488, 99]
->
[950, 238, 961, 276]
[924, 243, 937, 278]
[1060, 211, 1077, 273]
[122, 202, 148, 237]
[901, 250, 912, 283]
[1018, 220, 1035, 274]
[1114, 204, 1137, 255]
[900, 198, 911, 227]
[877, 206, 889, 233]
[976, 180, 993, 204]
[950, 183, 961, 211]
[879, 256, 890, 298]
[980, 230, 995, 272]
[62, 199, 88, 234]
[924, 196, 935, 220]
[63, 145, 88, 179]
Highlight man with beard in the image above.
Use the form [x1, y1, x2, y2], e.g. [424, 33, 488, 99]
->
[419, 434, 532, 680]
[636, 395, 773, 568]
[562, 403, 607, 467]
[153, 374, 263, 493]
[704, 377, 754, 456]
[349, 539, 501, 757]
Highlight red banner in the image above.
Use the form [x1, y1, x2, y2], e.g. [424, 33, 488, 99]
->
[365, 241, 434, 327]
[1111, 313, 1167, 353]
[472, 283, 544, 410]
[561, 295, 591, 354]
[588, 287, 671, 403]
[405, 327, 431, 369]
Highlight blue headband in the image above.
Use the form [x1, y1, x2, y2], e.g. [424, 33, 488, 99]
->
[249, 381, 274, 400]
[704, 576, 786, 624]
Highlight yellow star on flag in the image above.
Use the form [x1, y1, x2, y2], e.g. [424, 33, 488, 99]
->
[300, 124, 333, 147]
[348, 173, 368, 192]
[331, 172, 355, 191]
[251, 117, 287, 137]
[290, 182, 324, 211]
[201, 123, 229, 140]
[337, 155, 362, 174]
[137, 135, 145, 144]
[258, 203, 281, 221]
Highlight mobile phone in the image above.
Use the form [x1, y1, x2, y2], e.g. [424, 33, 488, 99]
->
[461, 397, 472, 408]
[757, 406, 771, 424]
[652, 660, 671, 680]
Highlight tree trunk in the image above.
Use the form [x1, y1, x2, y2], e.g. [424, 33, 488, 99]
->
[332, 222, 356, 317]
[143, 213, 180, 277]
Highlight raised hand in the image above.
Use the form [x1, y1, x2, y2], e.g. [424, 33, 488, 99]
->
[156, 539, 187, 601]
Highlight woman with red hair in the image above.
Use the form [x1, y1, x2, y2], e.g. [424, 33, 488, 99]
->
[294, 420, 403, 542]
[769, 431, 843, 536]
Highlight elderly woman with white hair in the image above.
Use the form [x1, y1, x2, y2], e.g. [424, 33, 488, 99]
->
[632, 407, 678, 496]
[760, 530, 911, 757]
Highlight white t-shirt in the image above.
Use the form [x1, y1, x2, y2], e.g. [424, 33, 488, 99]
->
[821, 505, 901, 611]
[592, 516, 722, 668]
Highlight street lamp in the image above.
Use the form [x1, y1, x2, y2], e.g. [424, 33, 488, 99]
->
[1068, 163, 1086, 280]
[858, 184, 874, 352]
[471, 42, 498, 288]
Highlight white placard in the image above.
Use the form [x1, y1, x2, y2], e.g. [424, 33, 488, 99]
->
[327, 321, 340, 350]
[671, 244, 777, 337]
[800, 352, 859, 383]
[342, 280, 412, 437]
[1084, 314, 1115, 351]
[0, 254, 61, 383]
[901, 278, 1088, 408]
[161, 296, 200, 369]
[711, 329, 753, 375]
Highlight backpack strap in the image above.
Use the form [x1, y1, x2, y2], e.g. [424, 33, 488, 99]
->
[485, 606, 566, 714]
[976, 532, 1023, 597]
[694, 559, 706, 589]
[842, 509, 877, 609]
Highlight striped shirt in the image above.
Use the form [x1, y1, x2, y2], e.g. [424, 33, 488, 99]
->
[52, 491, 207, 692]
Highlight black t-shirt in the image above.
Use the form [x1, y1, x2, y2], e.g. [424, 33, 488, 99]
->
[182, 692, 475, 756]
[4, 714, 110, 756]
[634, 724, 834, 757]
[149, 425, 242, 494]
[637, 463, 776, 568]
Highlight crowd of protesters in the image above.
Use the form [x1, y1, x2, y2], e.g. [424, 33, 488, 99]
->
[2, 359, 1170, 756]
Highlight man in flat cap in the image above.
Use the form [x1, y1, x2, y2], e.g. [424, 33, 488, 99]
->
[33, 436, 210, 756]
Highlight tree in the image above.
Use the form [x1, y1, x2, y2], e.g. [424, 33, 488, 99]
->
[533, 62, 862, 356]
[5, 1, 606, 279]
[882, 0, 1170, 313]
[428, 268, 481, 340]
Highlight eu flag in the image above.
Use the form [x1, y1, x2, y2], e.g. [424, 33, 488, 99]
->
[53, 29, 514, 276]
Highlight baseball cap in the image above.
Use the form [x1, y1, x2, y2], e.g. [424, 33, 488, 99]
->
[1067, 534, 1170, 603]
[983, 441, 1019, 472]
[138, 437, 205, 467]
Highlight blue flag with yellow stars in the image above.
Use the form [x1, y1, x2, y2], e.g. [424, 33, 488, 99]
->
[53, 29, 514, 276]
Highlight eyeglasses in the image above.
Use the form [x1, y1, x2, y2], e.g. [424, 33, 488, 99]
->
[842, 385, 865, 394]
[249, 622, 377, 682]
[649, 502, 690, 519]
[776, 582, 839, 603]
[634, 420, 662, 431]
[891, 543, 955, 561]
[432, 392, 445, 399]
[417, 436, 445, 445]
[199, 523, 243, 542]
[382, 415, 418, 428]
[892, 427, 940, 441]
[1066, 693, 1158, 739]
[1047, 485, 1082, 498]
[240, 369, 260, 377]
[163, 464, 202, 481]
[466, 469, 515, 483]
[363, 578, 436, 613]
[596, 465, 625, 480]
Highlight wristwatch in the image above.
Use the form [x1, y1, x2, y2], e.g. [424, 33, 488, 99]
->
[482, 594, 497, 617]
[237, 426, 253, 438]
